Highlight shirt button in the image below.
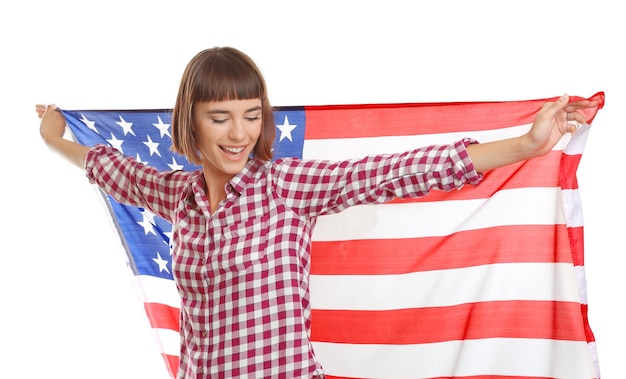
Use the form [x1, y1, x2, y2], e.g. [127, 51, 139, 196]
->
[201, 330, 207, 338]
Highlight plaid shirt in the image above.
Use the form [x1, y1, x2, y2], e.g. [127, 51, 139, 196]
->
[85, 139, 481, 378]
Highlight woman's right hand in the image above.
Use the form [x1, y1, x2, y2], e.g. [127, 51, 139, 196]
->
[36, 103, 91, 169]
[36, 104, 67, 143]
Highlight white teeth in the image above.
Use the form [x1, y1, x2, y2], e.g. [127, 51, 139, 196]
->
[222, 146, 245, 154]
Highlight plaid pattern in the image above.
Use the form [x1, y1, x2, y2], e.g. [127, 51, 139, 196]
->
[85, 138, 481, 378]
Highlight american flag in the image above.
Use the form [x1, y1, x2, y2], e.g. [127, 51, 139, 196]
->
[62, 92, 604, 379]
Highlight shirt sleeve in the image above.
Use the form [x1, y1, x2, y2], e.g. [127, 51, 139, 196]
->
[271, 138, 483, 217]
[84, 144, 191, 222]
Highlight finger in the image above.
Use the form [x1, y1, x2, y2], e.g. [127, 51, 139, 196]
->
[37, 103, 58, 120]
[35, 104, 48, 119]
[564, 98, 601, 112]
[564, 122, 579, 135]
[567, 111, 588, 124]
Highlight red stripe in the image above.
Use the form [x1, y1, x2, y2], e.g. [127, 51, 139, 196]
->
[581, 304, 596, 343]
[162, 354, 179, 378]
[311, 224, 572, 275]
[144, 302, 180, 331]
[311, 300, 588, 344]
[568, 226, 585, 267]
[303, 92, 604, 140]
[560, 153, 582, 190]
[304, 98, 551, 140]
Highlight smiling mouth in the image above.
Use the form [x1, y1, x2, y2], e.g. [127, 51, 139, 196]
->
[221, 146, 246, 157]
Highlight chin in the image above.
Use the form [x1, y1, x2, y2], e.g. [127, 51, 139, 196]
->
[223, 162, 248, 175]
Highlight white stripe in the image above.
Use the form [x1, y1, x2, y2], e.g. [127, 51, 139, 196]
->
[310, 262, 580, 310]
[302, 123, 571, 161]
[312, 338, 596, 379]
[313, 187, 565, 241]
[562, 188, 584, 227]
[587, 341, 602, 378]
[575, 265, 589, 305]
[565, 123, 591, 155]
[152, 327, 181, 356]
[134, 274, 180, 309]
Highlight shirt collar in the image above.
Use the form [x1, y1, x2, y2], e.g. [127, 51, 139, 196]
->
[187, 158, 264, 201]
[228, 158, 264, 195]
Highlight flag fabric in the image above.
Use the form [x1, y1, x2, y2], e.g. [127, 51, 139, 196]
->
[62, 92, 605, 379]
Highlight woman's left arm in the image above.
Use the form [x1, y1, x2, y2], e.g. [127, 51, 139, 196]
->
[466, 94, 600, 173]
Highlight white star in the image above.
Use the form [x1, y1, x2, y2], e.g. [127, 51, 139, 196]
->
[276, 115, 297, 142]
[153, 116, 171, 138]
[80, 114, 97, 133]
[135, 153, 148, 165]
[106, 133, 124, 153]
[143, 134, 161, 156]
[116, 115, 135, 136]
[137, 209, 156, 235]
[152, 252, 170, 274]
[168, 156, 184, 171]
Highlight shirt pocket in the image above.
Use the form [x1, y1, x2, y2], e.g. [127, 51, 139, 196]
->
[218, 214, 270, 272]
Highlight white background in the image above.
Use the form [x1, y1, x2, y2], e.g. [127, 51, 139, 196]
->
[2, 1, 623, 378]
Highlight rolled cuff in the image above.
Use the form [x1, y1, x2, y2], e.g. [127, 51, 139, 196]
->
[452, 138, 483, 186]
[84, 144, 117, 184]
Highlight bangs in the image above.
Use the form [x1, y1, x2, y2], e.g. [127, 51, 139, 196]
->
[194, 53, 266, 103]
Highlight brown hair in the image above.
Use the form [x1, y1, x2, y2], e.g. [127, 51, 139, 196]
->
[171, 47, 275, 165]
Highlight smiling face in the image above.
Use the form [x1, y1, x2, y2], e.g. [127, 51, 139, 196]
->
[192, 98, 263, 184]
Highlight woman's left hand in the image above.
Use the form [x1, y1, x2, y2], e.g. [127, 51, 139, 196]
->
[526, 94, 600, 157]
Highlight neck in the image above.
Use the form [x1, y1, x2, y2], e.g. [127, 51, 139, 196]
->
[202, 169, 232, 215]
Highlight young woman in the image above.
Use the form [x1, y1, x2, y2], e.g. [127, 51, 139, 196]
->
[37, 46, 598, 379]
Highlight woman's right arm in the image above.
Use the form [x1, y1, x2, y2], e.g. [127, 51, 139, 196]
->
[37, 104, 90, 169]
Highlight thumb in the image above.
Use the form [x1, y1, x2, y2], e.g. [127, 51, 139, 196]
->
[40, 103, 60, 120]
[36, 103, 54, 119]
[552, 94, 570, 112]
[45, 103, 58, 114]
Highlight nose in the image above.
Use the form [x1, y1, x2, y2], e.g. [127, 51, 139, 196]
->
[228, 117, 246, 141]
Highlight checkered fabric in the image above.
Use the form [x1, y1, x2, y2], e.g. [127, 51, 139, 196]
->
[85, 139, 481, 378]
